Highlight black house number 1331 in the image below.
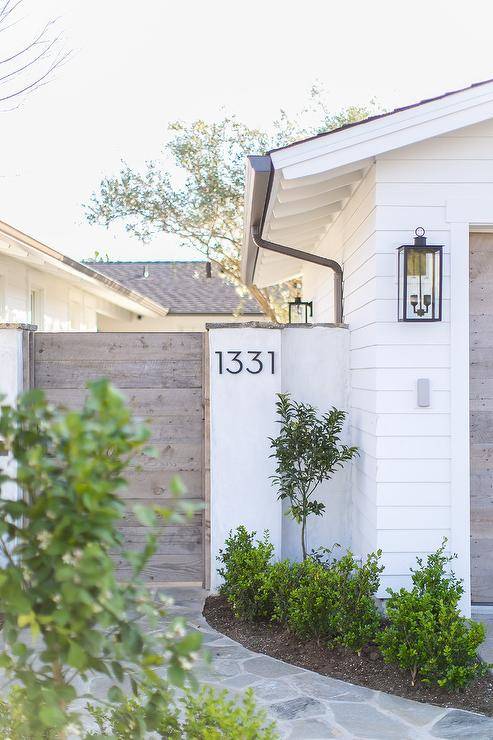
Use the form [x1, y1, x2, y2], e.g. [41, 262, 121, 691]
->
[215, 350, 275, 375]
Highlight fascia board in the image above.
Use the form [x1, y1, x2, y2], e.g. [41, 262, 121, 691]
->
[271, 84, 493, 180]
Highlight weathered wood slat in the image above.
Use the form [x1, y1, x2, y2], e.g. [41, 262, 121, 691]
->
[34, 332, 203, 361]
[42, 387, 203, 416]
[470, 378, 493, 399]
[135, 416, 203, 443]
[33, 331, 205, 586]
[130, 443, 202, 472]
[122, 471, 203, 499]
[35, 360, 202, 389]
[120, 505, 203, 528]
[114, 553, 203, 583]
[470, 233, 493, 602]
[119, 526, 202, 552]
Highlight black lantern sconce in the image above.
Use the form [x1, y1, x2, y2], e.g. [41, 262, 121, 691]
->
[397, 228, 443, 322]
[288, 296, 313, 324]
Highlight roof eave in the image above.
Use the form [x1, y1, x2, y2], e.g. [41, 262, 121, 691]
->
[0, 220, 168, 318]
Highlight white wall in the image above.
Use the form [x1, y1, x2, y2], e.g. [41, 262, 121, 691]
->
[301, 118, 493, 606]
[0, 253, 133, 331]
[209, 325, 350, 589]
[0, 327, 27, 509]
[303, 164, 379, 571]
[280, 327, 351, 560]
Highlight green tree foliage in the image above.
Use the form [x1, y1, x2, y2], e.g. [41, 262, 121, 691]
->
[0, 381, 202, 737]
[270, 393, 358, 560]
[377, 541, 488, 689]
[85, 88, 381, 321]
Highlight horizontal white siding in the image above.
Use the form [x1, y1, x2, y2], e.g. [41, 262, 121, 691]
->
[304, 164, 378, 562]
[303, 117, 493, 597]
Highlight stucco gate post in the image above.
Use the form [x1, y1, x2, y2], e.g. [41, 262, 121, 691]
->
[207, 322, 350, 590]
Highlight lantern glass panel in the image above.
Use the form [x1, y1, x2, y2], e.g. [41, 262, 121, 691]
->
[398, 245, 442, 321]
[289, 302, 305, 323]
[288, 300, 313, 324]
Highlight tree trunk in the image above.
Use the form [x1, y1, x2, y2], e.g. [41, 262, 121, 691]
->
[248, 284, 279, 323]
[53, 659, 67, 740]
[301, 517, 307, 561]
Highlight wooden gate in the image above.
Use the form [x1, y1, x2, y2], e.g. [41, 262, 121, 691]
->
[33, 332, 207, 586]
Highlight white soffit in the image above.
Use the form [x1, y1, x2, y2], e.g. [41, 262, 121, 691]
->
[250, 79, 493, 289]
[254, 164, 367, 288]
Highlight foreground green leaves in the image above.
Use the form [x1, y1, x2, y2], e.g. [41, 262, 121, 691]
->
[86, 687, 278, 739]
[0, 380, 201, 737]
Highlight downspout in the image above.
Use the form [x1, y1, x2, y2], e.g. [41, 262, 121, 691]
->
[251, 228, 343, 324]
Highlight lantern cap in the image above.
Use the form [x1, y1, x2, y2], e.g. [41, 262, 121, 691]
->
[414, 227, 427, 247]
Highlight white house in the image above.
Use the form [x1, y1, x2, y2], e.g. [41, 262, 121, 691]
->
[0, 220, 263, 331]
[241, 78, 493, 611]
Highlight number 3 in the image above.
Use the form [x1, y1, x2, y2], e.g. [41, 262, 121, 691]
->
[226, 351, 243, 374]
[247, 351, 263, 374]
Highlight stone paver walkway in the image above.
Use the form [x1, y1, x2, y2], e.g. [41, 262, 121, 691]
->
[167, 588, 493, 739]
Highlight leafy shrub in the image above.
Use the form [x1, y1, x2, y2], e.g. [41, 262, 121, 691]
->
[270, 393, 358, 560]
[217, 526, 274, 620]
[86, 687, 278, 739]
[262, 559, 301, 624]
[377, 542, 488, 689]
[287, 549, 383, 651]
[0, 381, 202, 737]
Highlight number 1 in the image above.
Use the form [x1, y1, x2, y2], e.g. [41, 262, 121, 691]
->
[215, 351, 223, 374]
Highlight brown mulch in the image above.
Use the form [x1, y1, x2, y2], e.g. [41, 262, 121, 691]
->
[204, 594, 493, 717]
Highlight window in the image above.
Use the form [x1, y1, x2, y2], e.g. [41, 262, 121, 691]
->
[29, 288, 44, 328]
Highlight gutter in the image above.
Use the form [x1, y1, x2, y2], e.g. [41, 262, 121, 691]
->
[242, 156, 344, 324]
[251, 229, 343, 324]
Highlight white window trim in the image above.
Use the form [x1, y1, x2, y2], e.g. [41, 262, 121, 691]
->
[28, 283, 44, 330]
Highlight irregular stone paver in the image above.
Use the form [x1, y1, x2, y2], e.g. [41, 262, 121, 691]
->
[268, 696, 326, 720]
[330, 702, 413, 739]
[291, 671, 371, 702]
[430, 709, 493, 738]
[284, 718, 336, 738]
[250, 679, 296, 702]
[243, 655, 305, 678]
[376, 691, 447, 726]
[155, 587, 493, 739]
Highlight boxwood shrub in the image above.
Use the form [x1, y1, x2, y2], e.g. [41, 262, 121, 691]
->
[217, 526, 274, 621]
[217, 528, 383, 652]
[377, 541, 488, 690]
[286, 549, 383, 652]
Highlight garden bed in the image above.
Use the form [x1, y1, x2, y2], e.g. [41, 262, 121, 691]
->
[204, 594, 493, 717]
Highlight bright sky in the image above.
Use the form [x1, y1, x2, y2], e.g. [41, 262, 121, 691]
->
[0, 0, 492, 262]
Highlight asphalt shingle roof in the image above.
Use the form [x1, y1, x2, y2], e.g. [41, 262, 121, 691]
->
[90, 261, 263, 315]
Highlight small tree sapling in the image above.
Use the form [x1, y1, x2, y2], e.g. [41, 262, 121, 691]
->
[270, 393, 358, 560]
